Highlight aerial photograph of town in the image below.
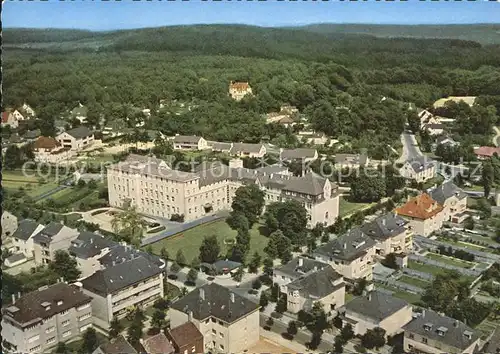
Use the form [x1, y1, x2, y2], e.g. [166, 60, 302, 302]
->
[1, 0, 500, 353]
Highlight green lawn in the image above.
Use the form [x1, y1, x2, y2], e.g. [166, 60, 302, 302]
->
[426, 253, 474, 269]
[339, 196, 371, 217]
[408, 260, 444, 276]
[440, 238, 493, 253]
[149, 220, 269, 263]
[374, 282, 422, 304]
[399, 275, 430, 289]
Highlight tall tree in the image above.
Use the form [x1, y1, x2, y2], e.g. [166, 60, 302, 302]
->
[230, 184, 265, 227]
[79, 327, 99, 354]
[111, 206, 146, 246]
[264, 200, 308, 245]
[49, 250, 81, 282]
[150, 309, 166, 333]
[199, 235, 220, 264]
[175, 249, 187, 266]
[109, 316, 123, 339]
[361, 327, 386, 350]
[248, 251, 262, 273]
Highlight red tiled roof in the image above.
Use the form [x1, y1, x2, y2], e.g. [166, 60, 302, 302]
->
[395, 193, 444, 220]
[168, 322, 203, 349]
[229, 81, 250, 91]
[474, 146, 500, 157]
[2, 112, 11, 123]
[142, 333, 174, 354]
[34, 136, 60, 150]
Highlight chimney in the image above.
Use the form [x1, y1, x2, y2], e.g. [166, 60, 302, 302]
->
[298, 258, 303, 267]
[12, 294, 16, 304]
[230, 293, 235, 303]
[367, 292, 372, 301]
[188, 311, 193, 322]
[422, 309, 425, 318]
[17, 292, 21, 299]
[343, 243, 347, 249]
[90, 238, 94, 244]
[454, 320, 459, 328]
[314, 266, 318, 272]
[382, 218, 386, 226]
[200, 288, 205, 301]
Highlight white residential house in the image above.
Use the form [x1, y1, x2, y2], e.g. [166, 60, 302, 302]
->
[11, 219, 45, 259]
[172, 135, 209, 151]
[229, 143, 266, 158]
[228, 81, 253, 101]
[32, 222, 80, 265]
[395, 193, 446, 237]
[34, 136, 74, 164]
[56, 126, 95, 151]
[1, 110, 25, 129]
[399, 157, 436, 183]
[21, 103, 36, 117]
[430, 181, 468, 222]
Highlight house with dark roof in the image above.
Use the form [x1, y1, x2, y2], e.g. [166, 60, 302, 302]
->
[11, 219, 44, 258]
[403, 309, 481, 354]
[313, 228, 377, 281]
[173, 135, 209, 151]
[400, 156, 436, 183]
[360, 213, 412, 257]
[335, 153, 369, 169]
[280, 148, 318, 162]
[4, 253, 28, 268]
[284, 265, 345, 314]
[430, 181, 468, 222]
[169, 283, 260, 353]
[81, 256, 164, 330]
[395, 193, 445, 237]
[1, 282, 93, 354]
[342, 291, 413, 336]
[93, 335, 137, 354]
[424, 123, 446, 136]
[207, 141, 233, 153]
[32, 222, 79, 265]
[56, 126, 95, 151]
[273, 256, 329, 291]
[229, 142, 266, 158]
[167, 322, 204, 354]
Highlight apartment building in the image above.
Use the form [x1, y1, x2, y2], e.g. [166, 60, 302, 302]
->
[32, 222, 80, 265]
[69, 231, 166, 279]
[173, 135, 209, 151]
[343, 291, 413, 336]
[170, 283, 260, 353]
[430, 181, 467, 222]
[11, 219, 44, 258]
[1, 283, 93, 354]
[399, 156, 436, 183]
[403, 309, 481, 354]
[107, 155, 340, 227]
[56, 126, 94, 151]
[396, 193, 445, 237]
[273, 256, 329, 292]
[228, 81, 253, 101]
[81, 256, 164, 330]
[313, 228, 377, 281]
[284, 265, 345, 314]
[360, 213, 412, 257]
[33, 136, 74, 164]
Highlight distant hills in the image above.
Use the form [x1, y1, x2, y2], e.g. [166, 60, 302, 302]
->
[4, 24, 500, 46]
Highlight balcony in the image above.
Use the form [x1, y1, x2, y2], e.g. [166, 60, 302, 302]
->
[112, 287, 161, 313]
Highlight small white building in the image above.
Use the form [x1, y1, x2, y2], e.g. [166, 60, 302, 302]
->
[229, 143, 266, 158]
[11, 219, 45, 259]
[173, 135, 209, 151]
[56, 126, 95, 151]
[399, 157, 436, 183]
[228, 81, 253, 101]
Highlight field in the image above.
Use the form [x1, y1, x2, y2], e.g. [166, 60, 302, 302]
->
[2, 170, 61, 198]
[148, 220, 269, 263]
[399, 275, 430, 289]
[339, 196, 372, 217]
[408, 261, 475, 283]
[425, 252, 475, 269]
[375, 283, 422, 304]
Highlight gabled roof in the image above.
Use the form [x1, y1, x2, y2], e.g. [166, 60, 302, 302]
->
[395, 193, 444, 220]
[229, 81, 250, 91]
[34, 136, 60, 150]
[405, 156, 435, 173]
[474, 146, 500, 157]
[6, 253, 27, 263]
[1, 283, 91, 326]
[173, 135, 202, 144]
[335, 153, 368, 166]
[314, 228, 377, 262]
[81, 256, 162, 296]
[32, 222, 68, 244]
[69, 231, 117, 259]
[282, 172, 326, 196]
[142, 333, 175, 354]
[430, 181, 467, 205]
[360, 213, 408, 241]
[287, 265, 343, 299]
[230, 142, 264, 154]
[403, 309, 479, 351]
[65, 126, 93, 139]
[170, 283, 259, 324]
[11, 219, 43, 241]
[24, 129, 41, 139]
[2, 112, 11, 123]
[97, 335, 138, 354]
[280, 148, 318, 161]
[168, 322, 203, 349]
[275, 257, 328, 278]
[345, 290, 409, 321]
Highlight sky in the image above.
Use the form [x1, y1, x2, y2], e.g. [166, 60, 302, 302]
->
[3, 0, 500, 31]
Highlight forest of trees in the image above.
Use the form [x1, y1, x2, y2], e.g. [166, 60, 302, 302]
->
[3, 26, 500, 156]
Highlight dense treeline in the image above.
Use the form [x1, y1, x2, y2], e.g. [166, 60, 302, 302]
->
[3, 26, 500, 153]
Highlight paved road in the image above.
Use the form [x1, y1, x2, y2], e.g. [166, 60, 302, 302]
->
[401, 132, 423, 161]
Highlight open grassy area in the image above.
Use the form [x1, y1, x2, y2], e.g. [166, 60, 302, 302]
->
[399, 275, 430, 289]
[339, 196, 371, 217]
[408, 260, 444, 276]
[375, 282, 422, 304]
[426, 253, 474, 269]
[149, 220, 269, 263]
[441, 238, 494, 253]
